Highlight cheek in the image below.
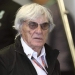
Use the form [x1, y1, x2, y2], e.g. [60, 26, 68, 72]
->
[43, 31, 49, 42]
[22, 28, 34, 41]
[27, 31, 33, 39]
[44, 30, 49, 37]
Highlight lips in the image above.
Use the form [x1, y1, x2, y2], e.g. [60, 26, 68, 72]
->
[33, 37, 43, 40]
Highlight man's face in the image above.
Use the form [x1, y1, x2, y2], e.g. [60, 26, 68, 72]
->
[21, 16, 49, 49]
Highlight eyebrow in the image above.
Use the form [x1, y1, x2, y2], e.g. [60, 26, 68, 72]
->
[29, 21, 49, 24]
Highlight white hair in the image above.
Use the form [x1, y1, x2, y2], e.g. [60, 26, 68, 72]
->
[14, 3, 55, 36]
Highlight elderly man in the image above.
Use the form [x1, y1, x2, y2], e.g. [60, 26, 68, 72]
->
[0, 3, 60, 75]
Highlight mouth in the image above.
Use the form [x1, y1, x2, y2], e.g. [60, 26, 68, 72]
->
[33, 37, 43, 41]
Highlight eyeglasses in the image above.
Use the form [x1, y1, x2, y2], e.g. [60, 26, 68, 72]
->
[25, 21, 50, 30]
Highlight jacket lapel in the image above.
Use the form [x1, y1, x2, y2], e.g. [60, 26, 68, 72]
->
[45, 44, 59, 75]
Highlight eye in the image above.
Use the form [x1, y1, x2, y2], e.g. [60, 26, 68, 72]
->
[28, 22, 38, 29]
[41, 22, 50, 30]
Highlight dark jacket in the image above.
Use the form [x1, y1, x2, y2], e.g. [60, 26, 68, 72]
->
[0, 0, 21, 49]
[0, 36, 61, 75]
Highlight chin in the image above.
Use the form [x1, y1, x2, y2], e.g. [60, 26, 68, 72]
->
[33, 42, 44, 47]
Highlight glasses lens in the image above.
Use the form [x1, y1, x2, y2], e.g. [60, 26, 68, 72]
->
[27, 21, 50, 30]
[41, 22, 50, 30]
[28, 21, 38, 29]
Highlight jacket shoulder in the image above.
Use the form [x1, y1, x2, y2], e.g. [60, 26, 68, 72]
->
[0, 44, 15, 56]
[45, 43, 60, 53]
[0, 44, 16, 71]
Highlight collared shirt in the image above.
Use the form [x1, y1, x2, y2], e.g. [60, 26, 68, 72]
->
[21, 37, 48, 75]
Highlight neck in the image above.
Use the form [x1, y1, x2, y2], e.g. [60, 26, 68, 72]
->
[32, 46, 42, 56]
[22, 37, 43, 56]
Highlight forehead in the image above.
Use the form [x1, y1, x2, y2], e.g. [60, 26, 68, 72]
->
[29, 15, 48, 23]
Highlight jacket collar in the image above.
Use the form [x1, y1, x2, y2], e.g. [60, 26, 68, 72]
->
[15, 36, 59, 75]
[15, 36, 25, 54]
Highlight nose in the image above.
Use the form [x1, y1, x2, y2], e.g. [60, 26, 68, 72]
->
[36, 25, 42, 34]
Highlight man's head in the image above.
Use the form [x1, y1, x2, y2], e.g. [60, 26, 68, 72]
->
[14, 3, 55, 51]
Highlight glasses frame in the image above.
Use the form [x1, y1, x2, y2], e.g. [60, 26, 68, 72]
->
[24, 20, 50, 30]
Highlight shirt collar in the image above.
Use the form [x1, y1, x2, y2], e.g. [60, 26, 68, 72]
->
[21, 37, 46, 59]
